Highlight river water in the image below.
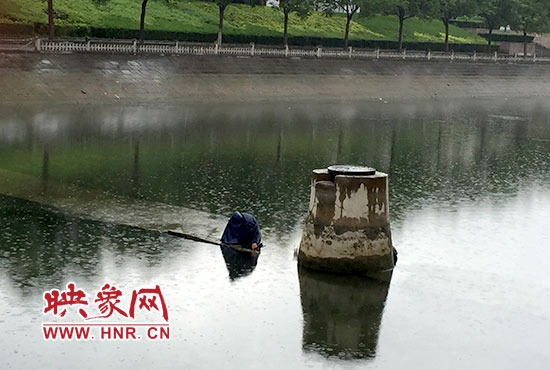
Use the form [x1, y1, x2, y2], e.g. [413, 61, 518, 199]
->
[0, 98, 549, 369]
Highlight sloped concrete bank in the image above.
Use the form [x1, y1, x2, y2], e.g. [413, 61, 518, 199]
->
[1, 52, 549, 103]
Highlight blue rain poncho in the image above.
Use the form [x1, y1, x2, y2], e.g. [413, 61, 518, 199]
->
[221, 212, 262, 249]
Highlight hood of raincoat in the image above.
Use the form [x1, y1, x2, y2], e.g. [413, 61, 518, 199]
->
[220, 211, 261, 248]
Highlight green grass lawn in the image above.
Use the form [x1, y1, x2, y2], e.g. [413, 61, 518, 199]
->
[0, 0, 485, 44]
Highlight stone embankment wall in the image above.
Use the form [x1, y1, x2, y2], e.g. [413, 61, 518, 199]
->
[1, 52, 550, 103]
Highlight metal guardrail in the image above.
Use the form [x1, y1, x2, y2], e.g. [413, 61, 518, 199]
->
[0, 36, 36, 51]
[4, 38, 550, 64]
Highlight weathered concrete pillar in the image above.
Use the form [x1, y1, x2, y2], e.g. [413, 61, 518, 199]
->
[298, 165, 395, 276]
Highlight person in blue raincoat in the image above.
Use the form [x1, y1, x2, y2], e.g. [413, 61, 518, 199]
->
[221, 211, 262, 250]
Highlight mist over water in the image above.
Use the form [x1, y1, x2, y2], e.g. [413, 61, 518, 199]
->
[0, 98, 549, 369]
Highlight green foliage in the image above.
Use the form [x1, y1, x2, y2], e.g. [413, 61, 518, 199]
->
[215, 0, 231, 11]
[449, 19, 486, 28]
[439, 0, 477, 22]
[438, 0, 477, 50]
[478, 32, 534, 42]
[364, 0, 439, 50]
[510, 0, 550, 34]
[367, 0, 439, 20]
[279, 0, 312, 44]
[317, 0, 362, 47]
[317, 0, 359, 17]
[279, 0, 311, 17]
[0, 0, 485, 44]
[23, 23, 494, 51]
[479, 0, 515, 30]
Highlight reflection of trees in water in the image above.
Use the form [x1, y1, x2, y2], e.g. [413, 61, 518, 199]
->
[0, 195, 176, 294]
[276, 127, 282, 163]
[1, 100, 550, 233]
[131, 138, 141, 198]
[41, 149, 49, 181]
[298, 266, 391, 360]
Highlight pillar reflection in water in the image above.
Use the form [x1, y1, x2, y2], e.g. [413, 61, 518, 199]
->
[298, 266, 391, 360]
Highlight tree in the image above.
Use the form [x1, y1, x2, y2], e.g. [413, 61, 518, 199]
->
[319, 0, 361, 49]
[438, 0, 477, 52]
[479, 0, 514, 46]
[369, 0, 438, 52]
[140, 0, 148, 43]
[137, 0, 180, 44]
[510, 0, 550, 57]
[47, 0, 54, 40]
[215, 0, 260, 46]
[279, 0, 311, 46]
[215, 0, 233, 45]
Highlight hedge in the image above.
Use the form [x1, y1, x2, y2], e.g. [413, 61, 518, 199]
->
[0, 23, 34, 35]
[479, 33, 534, 43]
[3, 23, 496, 53]
[449, 20, 487, 29]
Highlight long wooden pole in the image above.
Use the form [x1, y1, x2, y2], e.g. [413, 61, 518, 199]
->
[166, 230, 261, 254]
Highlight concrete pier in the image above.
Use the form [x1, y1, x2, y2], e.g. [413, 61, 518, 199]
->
[298, 165, 395, 275]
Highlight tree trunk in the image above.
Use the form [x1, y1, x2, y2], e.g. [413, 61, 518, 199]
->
[139, 0, 148, 43]
[218, 5, 225, 46]
[444, 19, 449, 52]
[523, 30, 527, 58]
[487, 27, 493, 46]
[398, 15, 404, 52]
[344, 15, 351, 49]
[283, 9, 289, 46]
[47, 0, 54, 40]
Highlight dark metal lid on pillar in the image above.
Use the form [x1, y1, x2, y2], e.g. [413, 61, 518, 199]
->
[327, 165, 376, 181]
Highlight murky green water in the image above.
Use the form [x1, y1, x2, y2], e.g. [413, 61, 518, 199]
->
[1, 99, 550, 369]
